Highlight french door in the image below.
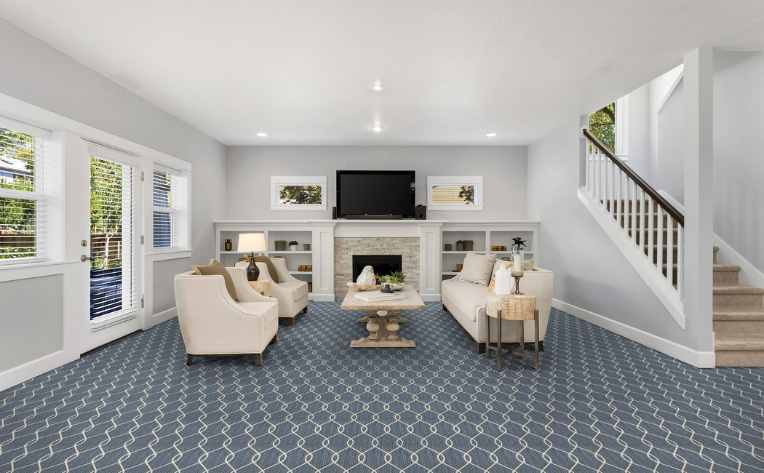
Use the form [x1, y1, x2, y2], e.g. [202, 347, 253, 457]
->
[84, 145, 143, 350]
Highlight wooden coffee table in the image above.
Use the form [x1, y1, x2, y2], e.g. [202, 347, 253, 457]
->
[341, 286, 424, 348]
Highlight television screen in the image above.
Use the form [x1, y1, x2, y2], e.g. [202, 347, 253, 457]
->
[336, 171, 415, 218]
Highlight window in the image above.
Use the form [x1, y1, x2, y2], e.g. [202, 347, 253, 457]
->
[270, 176, 327, 210]
[0, 120, 47, 262]
[152, 167, 188, 249]
[588, 95, 628, 158]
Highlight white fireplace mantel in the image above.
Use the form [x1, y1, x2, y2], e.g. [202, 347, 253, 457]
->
[213, 219, 540, 302]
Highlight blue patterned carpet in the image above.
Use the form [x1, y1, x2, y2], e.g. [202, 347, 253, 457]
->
[1, 304, 762, 472]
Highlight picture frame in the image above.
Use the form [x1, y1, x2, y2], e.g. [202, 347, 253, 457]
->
[270, 176, 327, 210]
[427, 176, 483, 210]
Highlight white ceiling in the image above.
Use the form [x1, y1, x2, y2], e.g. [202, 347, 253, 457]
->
[1, 0, 764, 146]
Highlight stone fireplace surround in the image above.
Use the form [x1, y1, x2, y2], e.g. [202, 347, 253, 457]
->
[335, 237, 420, 300]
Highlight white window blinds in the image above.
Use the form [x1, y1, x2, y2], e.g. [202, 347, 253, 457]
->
[0, 119, 47, 263]
[153, 167, 187, 249]
[89, 154, 137, 319]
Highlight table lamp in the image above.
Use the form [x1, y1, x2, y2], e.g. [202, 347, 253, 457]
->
[238, 233, 267, 281]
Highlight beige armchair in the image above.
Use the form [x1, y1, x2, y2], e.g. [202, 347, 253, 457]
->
[174, 266, 279, 366]
[236, 259, 309, 325]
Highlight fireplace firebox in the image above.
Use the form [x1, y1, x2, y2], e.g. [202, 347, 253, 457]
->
[352, 254, 402, 282]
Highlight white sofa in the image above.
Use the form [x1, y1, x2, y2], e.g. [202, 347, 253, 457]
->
[174, 266, 279, 366]
[236, 260, 309, 324]
[441, 268, 554, 351]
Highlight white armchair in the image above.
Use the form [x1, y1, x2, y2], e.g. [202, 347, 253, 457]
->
[236, 259, 309, 325]
[174, 266, 279, 366]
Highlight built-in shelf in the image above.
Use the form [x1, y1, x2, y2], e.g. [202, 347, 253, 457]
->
[442, 250, 485, 254]
[219, 251, 245, 254]
[442, 271, 460, 275]
[289, 271, 313, 275]
[269, 250, 312, 255]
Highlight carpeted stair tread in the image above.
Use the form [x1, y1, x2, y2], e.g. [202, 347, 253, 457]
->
[714, 310, 764, 321]
[715, 335, 764, 351]
[713, 286, 764, 295]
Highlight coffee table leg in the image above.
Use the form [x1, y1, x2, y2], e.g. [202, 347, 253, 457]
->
[366, 314, 380, 340]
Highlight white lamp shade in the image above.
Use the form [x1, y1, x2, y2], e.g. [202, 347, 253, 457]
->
[237, 233, 267, 253]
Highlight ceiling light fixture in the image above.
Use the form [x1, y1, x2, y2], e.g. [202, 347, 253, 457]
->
[371, 122, 383, 134]
[370, 79, 384, 92]
[256, 131, 268, 138]
[485, 132, 497, 137]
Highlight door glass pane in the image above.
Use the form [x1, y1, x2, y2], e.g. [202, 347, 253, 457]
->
[90, 156, 135, 319]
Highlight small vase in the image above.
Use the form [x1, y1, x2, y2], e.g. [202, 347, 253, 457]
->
[224, 239, 232, 252]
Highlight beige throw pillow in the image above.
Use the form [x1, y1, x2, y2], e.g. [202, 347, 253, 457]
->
[270, 257, 291, 282]
[254, 255, 281, 283]
[458, 253, 496, 285]
[192, 259, 238, 301]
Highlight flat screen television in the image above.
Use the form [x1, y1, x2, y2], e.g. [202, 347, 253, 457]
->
[336, 170, 415, 219]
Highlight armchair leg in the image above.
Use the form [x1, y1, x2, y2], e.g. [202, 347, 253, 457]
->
[475, 342, 486, 354]
[302, 306, 308, 314]
[270, 334, 278, 344]
[253, 353, 263, 367]
[186, 354, 194, 366]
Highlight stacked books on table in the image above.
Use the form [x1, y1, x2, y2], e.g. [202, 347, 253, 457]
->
[353, 291, 406, 303]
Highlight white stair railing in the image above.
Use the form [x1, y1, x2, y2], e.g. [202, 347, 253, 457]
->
[582, 129, 684, 297]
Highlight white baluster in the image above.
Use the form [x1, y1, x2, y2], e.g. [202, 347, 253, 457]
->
[666, 217, 674, 287]
[647, 195, 654, 264]
[656, 207, 664, 277]
[677, 224, 683, 297]
[587, 144, 593, 194]
[630, 180, 637, 242]
[615, 168, 620, 225]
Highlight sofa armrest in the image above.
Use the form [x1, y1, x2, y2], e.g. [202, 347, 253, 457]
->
[226, 267, 275, 303]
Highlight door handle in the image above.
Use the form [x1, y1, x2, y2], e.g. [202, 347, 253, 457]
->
[80, 255, 92, 262]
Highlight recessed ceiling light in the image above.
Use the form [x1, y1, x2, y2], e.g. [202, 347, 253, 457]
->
[370, 79, 384, 92]
[256, 131, 268, 138]
[485, 132, 497, 137]
[371, 123, 383, 134]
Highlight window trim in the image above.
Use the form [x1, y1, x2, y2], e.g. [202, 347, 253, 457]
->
[152, 166, 189, 251]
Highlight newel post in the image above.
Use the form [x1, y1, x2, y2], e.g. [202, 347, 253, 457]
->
[682, 47, 715, 354]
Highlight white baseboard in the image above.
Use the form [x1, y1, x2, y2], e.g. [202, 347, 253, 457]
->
[0, 350, 80, 393]
[553, 298, 715, 368]
[148, 306, 177, 328]
[423, 294, 441, 302]
[309, 293, 335, 302]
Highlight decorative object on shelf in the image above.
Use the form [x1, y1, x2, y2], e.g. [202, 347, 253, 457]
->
[454, 263, 463, 272]
[491, 244, 507, 252]
[303, 243, 311, 251]
[427, 176, 484, 210]
[271, 175, 327, 210]
[356, 265, 376, 287]
[414, 204, 427, 220]
[288, 240, 299, 251]
[274, 240, 287, 251]
[224, 239, 233, 252]
[455, 241, 464, 251]
[379, 272, 406, 293]
[463, 240, 474, 251]
[444, 243, 453, 251]
[237, 233, 267, 281]
[297, 264, 313, 272]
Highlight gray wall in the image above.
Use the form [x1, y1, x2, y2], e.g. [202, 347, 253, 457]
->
[153, 257, 193, 314]
[0, 276, 63, 371]
[0, 19, 226, 265]
[226, 146, 528, 220]
[714, 50, 764, 272]
[527, 120, 708, 351]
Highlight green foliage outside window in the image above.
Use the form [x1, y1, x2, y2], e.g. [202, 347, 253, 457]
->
[279, 185, 322, 205]
[589, 103, 616, 153]
[0, 128, 37, 260]
[90, 158, 125, 269]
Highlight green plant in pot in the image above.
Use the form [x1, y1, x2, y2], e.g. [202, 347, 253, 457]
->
[379, 271, 406, 293]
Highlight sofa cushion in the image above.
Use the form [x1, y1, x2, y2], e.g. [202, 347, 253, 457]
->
[458, 253, 496, 285]
[442, 277, 490, 322]
[192, 259, 239, 301]
[280, 280, 309, 302]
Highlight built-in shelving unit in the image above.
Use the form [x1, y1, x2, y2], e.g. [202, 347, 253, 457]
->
[440, 224, 538, 280]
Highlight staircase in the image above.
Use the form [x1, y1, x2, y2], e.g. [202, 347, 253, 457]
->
[713, 248, 764, 367]
[580, 129, 764, 367]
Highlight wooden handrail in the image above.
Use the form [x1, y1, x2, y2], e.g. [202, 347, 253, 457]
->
[582, 129, 684, 225]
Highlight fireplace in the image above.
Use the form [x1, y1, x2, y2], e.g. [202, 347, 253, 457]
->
[352, 254, 402, 282]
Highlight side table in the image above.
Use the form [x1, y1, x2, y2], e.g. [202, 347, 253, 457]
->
[249, 280, 272, 297]
[486, 294, 540, 369]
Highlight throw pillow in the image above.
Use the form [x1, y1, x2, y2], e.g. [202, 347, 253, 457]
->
[270, 257, 291, 282]
[255, 262, 272, 281]
[458, 253, 496, 285]
[489, 260, 512, 290]
[254, 255, 281, 283]
[192, 259, 239, 301]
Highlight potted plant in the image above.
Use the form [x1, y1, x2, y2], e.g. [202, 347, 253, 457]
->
[288, 240, 299, 251]
[379, 271, 406, 293]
